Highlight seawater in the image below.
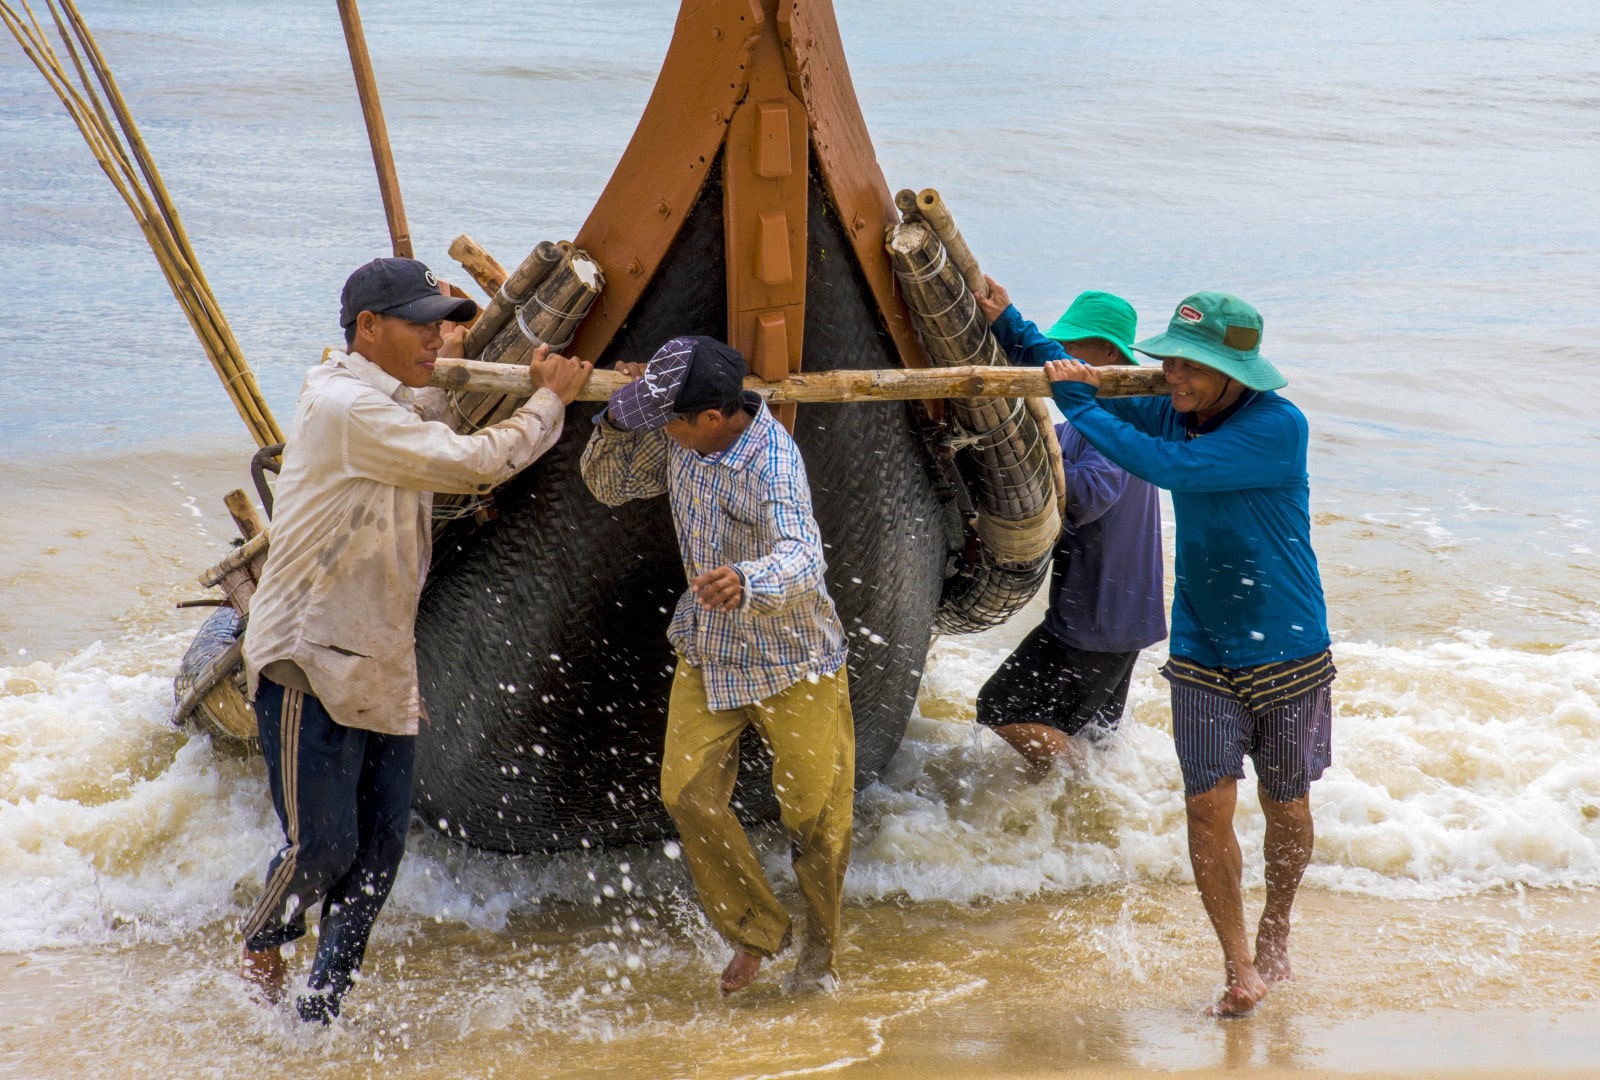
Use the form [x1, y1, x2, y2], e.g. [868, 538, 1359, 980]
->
[2, 0, 1599, 1075]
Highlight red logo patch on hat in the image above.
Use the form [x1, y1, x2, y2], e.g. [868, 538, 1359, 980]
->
[1177, 304, 1205, 324]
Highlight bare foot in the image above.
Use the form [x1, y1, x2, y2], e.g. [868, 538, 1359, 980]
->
[1204, 964, 1268, 1019]
[1254, 925, 1294, 984]
[719, 949, 762, 996]
[782, 926, 838, 994]
[240, 944, 285, 1004]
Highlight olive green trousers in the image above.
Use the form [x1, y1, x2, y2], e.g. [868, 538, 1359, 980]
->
[660, 660, 855, 976]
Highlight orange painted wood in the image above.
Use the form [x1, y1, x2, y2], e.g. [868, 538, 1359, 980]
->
[755, 210, 794, 285]
[724, 1, 810, 429]
[754, 311, 789, 377]
[777, 0, 930, 373]
[755, 101, 793, 178]
[567, 1, 764, 365]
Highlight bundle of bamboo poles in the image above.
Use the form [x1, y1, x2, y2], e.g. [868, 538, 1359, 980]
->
[2, 0, 282, 447]
[887, 190, 1061, 632]
[898, 187, 1071, 517]
[442, 243, 605, 434]
[460, 240, 564, 358]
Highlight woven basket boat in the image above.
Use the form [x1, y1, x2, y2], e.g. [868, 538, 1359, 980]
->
[175, 0, 1059, 854]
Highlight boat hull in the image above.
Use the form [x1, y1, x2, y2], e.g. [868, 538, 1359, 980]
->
[412, 162, 958, 852]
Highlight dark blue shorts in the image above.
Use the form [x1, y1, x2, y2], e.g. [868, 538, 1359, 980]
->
[1169, 678, 1333, 802]
[976, 624, 1140, 739]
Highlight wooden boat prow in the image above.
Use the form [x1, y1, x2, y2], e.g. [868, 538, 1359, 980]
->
[176, 0, 1061, 855]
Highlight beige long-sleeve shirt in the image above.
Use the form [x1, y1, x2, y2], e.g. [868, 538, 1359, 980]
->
[243, 349, 565, 735]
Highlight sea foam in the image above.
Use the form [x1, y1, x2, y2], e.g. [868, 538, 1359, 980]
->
[2, 629, 1598, 951]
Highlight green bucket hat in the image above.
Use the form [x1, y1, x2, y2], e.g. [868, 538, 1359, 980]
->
[1044, 290, 1139, 365]
[1133, 292, 1286, 391]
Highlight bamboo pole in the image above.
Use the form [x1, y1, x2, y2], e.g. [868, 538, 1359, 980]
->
[916, 188, 987, 298]
[447, 234, 509, 295]
[222, 489, 267, 541]
[335, 0, 412, 259]
[429, 359, 1170, 403]
[460, 239, 564, 359]
[2, 0, 283, 447]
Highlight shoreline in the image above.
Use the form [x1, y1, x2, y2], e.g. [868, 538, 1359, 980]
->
[3, 885, 1597, 1077]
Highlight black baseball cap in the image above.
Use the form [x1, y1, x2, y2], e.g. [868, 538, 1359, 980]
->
[339, 257, 479, 330]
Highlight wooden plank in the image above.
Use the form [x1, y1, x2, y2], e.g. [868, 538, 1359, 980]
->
[429, 358, 1171, 403]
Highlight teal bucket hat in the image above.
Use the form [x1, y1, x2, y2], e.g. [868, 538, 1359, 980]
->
[1133, 292, 1287, 391]
[1044, 290, 1139, 364]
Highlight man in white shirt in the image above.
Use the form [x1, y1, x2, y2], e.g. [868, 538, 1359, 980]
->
[239, 258, 590, 1023]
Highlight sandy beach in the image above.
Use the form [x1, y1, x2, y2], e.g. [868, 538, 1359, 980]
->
[3, 884, 1598, 1077]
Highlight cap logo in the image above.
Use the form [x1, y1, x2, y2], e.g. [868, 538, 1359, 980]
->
[423, 269, 438, 288]
[1177, 304, 1205, 324]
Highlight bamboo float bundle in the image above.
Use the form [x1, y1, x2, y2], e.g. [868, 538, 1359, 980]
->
[429, 358, 1171, 402]
[1, 0, 282, 448]
[460, 240, 564, 359]
[451, 248, 604, 429]
[904, 188, 1070, 521]
[430, 247, 603, 526]
[887, 218, 1060, 632]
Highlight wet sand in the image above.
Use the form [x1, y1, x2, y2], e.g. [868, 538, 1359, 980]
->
[3, 883, 1597, 1078]
[0, 434, 256, 662]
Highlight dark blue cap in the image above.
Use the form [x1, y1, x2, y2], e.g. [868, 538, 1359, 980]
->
[339, 258, 479, 330]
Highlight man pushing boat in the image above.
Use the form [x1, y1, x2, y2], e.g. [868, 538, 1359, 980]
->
[1045, 294, 1335, 1017]
[972, 278, 1166, 773]
[581, 336, 854, 995]
[238, 257, 590, 1022]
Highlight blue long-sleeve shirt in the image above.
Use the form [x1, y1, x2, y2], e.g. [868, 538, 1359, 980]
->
[1049, 374, 1330, 669]
[991, 306, 1166, 654]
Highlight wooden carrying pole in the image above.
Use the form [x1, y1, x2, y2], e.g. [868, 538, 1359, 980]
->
[429, 359, 1171, 403]
[335, 0, 412, 259]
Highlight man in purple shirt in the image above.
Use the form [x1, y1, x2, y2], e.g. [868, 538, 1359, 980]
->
[974, 280, 1167, 771]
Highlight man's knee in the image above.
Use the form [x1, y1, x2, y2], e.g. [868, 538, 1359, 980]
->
[298, 833, 362, 884]
[660, 766, 719, 826]
[1184, 778, 1237, 833]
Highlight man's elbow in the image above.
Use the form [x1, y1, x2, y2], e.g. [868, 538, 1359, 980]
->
[579, 474, 630, 507]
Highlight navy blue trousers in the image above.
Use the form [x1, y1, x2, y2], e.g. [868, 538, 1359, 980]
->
[240, 678, 415, 1005]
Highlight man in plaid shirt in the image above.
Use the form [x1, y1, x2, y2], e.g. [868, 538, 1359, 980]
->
[581, 336, 853, 996]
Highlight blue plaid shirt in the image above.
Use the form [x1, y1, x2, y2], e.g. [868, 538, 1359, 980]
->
[580, 396, 847, 710]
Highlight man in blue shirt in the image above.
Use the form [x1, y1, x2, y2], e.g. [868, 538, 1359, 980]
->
[973, 282, 1166, 772]
[1045, 293, 1334, 1018]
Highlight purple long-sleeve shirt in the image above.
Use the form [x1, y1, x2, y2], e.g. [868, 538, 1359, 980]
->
[994, 305, 1167, 654]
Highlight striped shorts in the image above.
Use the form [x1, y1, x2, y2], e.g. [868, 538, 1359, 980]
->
[1166, 661, 1334, 802]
